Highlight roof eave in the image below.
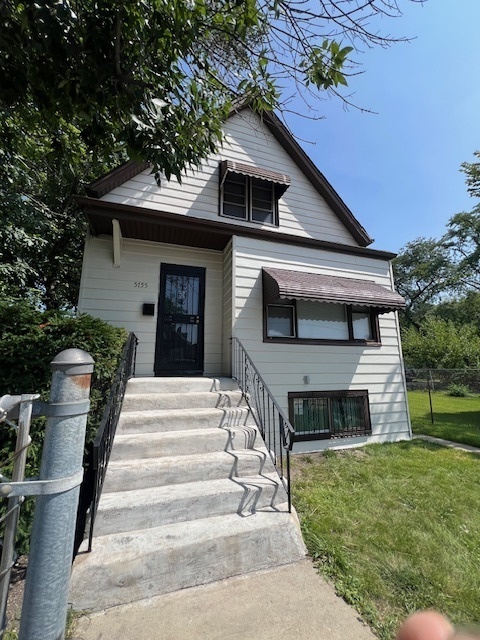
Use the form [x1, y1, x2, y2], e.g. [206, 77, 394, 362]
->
[76, 196, 397, 261]
[260, 111, 373, 247]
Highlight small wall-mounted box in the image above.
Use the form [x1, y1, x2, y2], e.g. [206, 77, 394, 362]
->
[142, 303, 155, 316]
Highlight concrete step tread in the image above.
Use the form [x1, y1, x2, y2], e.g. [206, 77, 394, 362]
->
[121, 390, 245, 413]
[126, 377, 239, 394]
[79, 509, 298, 558]
[119, 407, 250, 419]
[103, 449, 274, 493]
[107, 448, 268, 472]
[117, 406, 253, 434]
[124, 390, 243, 401]
[113, 424, 259, 444]
[98, 474, 283, 512]
[70, 510, 306, 610]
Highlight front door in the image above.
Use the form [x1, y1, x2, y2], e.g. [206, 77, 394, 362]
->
[154, 264, 206, 376]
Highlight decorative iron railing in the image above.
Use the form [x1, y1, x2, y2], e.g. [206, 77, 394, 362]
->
[231, 337, 295, 512]
[87, 332, 137, 551]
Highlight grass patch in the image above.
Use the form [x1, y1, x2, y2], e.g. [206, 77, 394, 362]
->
[4, 607, 79, 639]
[408, 390, 480, 447]
[291, 441, 480, 639]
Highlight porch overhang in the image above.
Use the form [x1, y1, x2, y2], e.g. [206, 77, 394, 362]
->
[75, 196, 399, 260]
[262, 267, 406, 313]
[77, 196, 232, 251]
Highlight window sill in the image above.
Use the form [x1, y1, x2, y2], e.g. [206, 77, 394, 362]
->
[294, 431, 372, 442]
[219, 213, 279, 228]
[264, 337, 381, 347]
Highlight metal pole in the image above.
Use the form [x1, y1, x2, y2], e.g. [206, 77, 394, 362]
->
[428, 370, 435, 425]
[19, 349, 94, 640]
[0, 394, 38, 635]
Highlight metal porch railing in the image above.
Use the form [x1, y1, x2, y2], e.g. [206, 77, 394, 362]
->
[231, 337, 295, 512]
[87, 332, 137, 551]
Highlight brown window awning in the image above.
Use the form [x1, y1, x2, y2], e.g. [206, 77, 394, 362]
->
[263, 267, 406, 313]
[220, 160, 291, 195]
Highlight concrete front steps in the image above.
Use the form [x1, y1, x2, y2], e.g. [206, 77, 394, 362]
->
[70, 376, 305, 611]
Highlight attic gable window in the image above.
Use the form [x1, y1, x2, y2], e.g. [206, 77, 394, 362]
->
[219, 160, 290, 227]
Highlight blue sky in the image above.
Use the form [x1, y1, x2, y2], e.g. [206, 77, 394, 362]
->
[285, 0, 480, 253]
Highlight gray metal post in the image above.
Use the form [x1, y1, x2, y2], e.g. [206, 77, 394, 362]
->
[19, 349, 94, 640]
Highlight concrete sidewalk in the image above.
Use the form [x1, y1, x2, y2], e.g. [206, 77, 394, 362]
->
[415, 434, 480, 454]
[72, 560, 374, 640]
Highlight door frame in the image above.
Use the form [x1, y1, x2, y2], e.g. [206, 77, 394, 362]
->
[154, 263, 206, 376]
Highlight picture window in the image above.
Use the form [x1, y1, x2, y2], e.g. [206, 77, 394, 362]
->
[265, 301, 379, 344]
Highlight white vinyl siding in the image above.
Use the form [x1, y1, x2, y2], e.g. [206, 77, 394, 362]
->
[78, 235, 224, 376]
[231, 236, 410, 451]
[101, 110, 358, 246]
[222, 240, 234, 375]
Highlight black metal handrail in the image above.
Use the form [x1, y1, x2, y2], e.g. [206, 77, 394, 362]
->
[231, 337, 295, 512]
[87, 332, 137, 551]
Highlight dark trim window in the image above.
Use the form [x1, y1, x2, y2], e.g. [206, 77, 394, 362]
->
[266, 304, 295, 337]
[265, 301, 380, 345]
[221, 173, 278, 226]
[288, 390, 372, 441]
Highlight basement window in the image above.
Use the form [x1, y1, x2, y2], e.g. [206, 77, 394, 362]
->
[288, 390, 372, 441]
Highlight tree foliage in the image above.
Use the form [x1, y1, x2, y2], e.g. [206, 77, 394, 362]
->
[392, 237, 459, 328]
[0, 0, 424, 309]
[442, 205, 480, 291]
[431, 291, 480, 327]
[0, 112, 121, 308]
[0, 300, 127, 552]
[0, 0, 421, 180]
[461, 151, 480, 199]
[394, 149, 480, 369]
[402, 318, 480, 369]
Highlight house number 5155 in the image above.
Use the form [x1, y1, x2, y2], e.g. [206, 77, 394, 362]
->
[134, 282, 148, 288]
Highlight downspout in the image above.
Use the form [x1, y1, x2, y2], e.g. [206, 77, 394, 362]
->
[389, 262, 412, 439]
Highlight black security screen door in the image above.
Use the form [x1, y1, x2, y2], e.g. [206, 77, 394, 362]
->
[155, 264, 206, 376]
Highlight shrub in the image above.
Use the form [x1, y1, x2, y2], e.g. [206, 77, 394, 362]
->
[446, 383, 471, 397]
[0, 300, 127, 552]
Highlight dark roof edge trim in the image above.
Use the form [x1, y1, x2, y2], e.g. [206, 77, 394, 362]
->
[86, 160, 150, 198]
[260, 111, 373, 247]
[76, 196, 397, 261]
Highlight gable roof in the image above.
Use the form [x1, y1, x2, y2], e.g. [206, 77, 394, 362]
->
[85, 105, 373, 247]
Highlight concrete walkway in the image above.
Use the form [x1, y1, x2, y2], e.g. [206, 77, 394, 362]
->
[415, 434, 480, 454]
[72, 560, 374, 640]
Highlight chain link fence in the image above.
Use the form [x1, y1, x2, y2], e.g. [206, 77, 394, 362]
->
[405, 369, 480, 393]
[405, 369, 480, 427]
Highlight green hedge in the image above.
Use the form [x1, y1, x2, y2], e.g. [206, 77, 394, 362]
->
[0, 300, 128, 552]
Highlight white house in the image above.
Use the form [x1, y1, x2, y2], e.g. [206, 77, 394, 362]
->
[76, 105, 411, 452]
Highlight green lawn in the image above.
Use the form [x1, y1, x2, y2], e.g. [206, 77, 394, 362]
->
[408, 390, 480, 447]
[291, 441, 480, 640]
